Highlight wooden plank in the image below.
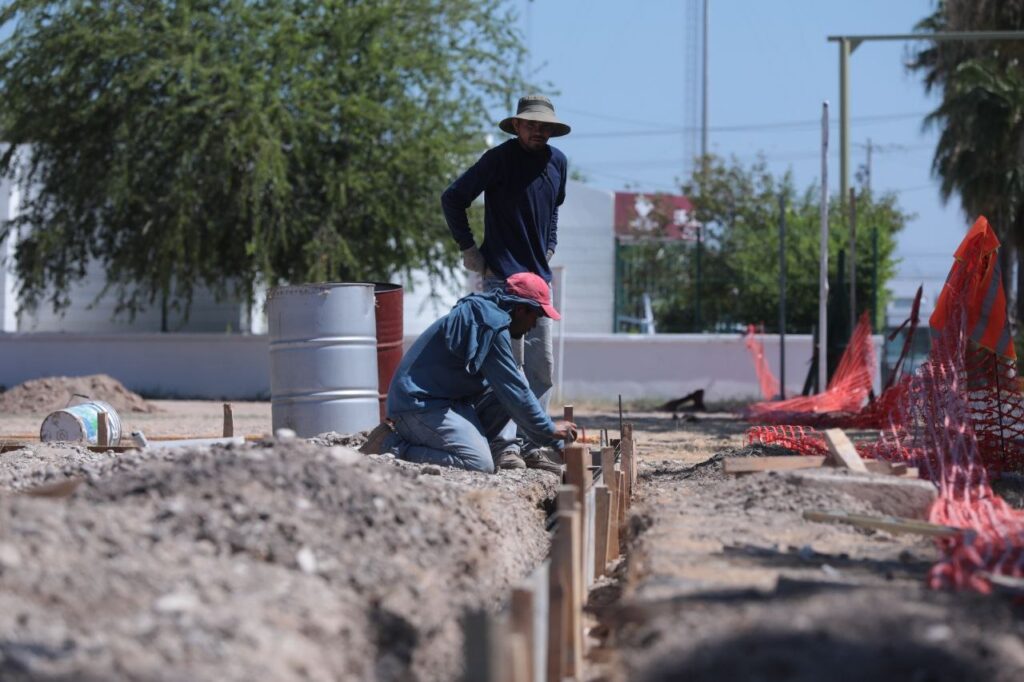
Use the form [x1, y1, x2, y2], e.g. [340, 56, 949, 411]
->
[593, 484, 611, 579]
[621, 438, 634, 504]
[616, 469, 628, 519]
[584, 485, 597, 590]
[724, 455, 827, 474]
[803, 509, 961, 537]
[223, 402, 234, 437]
[823, 428, 868, 472]
[508, 588, 535, 682]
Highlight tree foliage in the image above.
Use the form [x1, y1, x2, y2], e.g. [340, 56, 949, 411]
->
[617, 155, 907, 334]
[908, 0, 1024, 318]
[0, 0, 526, 318]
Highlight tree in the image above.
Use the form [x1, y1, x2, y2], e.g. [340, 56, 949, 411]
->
[645, 154, 907, 334]
[908, 0, 1024, 321]
[0, 1, 527, 323]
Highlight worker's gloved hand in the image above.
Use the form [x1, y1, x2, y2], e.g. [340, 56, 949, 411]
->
[546, 249, 555, 262]
[461, 245, 485, 273]
[552, 420, 577, 444]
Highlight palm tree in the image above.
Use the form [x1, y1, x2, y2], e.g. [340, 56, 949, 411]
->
[908, 0, 1024, 322]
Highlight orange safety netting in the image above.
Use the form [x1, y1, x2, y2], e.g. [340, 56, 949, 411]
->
[743, 324, 779, 401]
[744, 312, 876, 425]
[747, 216, 1024, 594]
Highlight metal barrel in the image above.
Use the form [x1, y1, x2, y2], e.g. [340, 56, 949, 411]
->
[267, 283, 379, 437]
[40, 399, 122, 445]
[374, 283, 404, 420]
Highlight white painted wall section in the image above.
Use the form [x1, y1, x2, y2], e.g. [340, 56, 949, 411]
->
[0, 332, 881, 404]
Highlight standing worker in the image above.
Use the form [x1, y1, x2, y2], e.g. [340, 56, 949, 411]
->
[362, 273, 575, 474]
[441, 94, 570, 470]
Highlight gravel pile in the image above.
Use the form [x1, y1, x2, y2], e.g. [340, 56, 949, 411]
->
[0, 374, 159, 415]
[0, 440, 557, 681]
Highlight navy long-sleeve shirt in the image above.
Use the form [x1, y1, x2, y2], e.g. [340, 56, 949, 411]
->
[442, 139, 567, 283]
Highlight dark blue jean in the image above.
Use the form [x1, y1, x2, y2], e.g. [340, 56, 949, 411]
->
[388, 390, 519, 473]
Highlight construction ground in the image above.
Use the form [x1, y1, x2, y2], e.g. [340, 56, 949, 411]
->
[1, 376, 1023, 681]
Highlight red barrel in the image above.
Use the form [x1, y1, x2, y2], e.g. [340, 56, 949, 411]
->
[374, 283, 404, 420]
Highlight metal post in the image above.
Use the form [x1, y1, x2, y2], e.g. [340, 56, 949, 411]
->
[701, 0, 709, 161]
[872, 227, 878, 330]
[819, 101, 830, 395]
[695, 227, 702, 332]
[849, 188, 857, 333]
[778, 193, 787, 400]
[839, 38, 850, 207]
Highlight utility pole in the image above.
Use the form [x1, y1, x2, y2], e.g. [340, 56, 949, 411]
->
[865, 138, 873, 194]
[694, 0, 709, 332]
[849, 189, 857, 334]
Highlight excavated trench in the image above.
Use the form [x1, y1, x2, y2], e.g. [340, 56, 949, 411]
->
[0, 438, 560, 681]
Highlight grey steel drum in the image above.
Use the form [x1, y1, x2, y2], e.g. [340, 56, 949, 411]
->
[267, 283, 379, 437]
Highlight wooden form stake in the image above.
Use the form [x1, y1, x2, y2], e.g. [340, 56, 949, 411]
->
[593, 484, 611, 579]
[563, 404, 574, 425]
[463, 609, 501, 682]
[564, 445, 589, 510]
[509, 588, 535, 682]
[97, 410, 110, 447]
[601, 447, 620, 562]
[223, 402, 234, 437]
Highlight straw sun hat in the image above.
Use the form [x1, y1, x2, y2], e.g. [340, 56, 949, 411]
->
[499, 95, 571, 137]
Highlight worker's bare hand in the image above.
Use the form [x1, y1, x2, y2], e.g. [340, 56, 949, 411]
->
[552, 420, 578, 443]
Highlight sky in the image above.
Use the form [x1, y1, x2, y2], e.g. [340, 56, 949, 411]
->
[517, 0, 964, 305]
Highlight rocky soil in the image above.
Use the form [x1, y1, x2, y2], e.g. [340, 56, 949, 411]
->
[0, 437, 558, 681]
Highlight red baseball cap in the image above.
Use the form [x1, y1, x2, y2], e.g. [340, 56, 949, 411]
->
[505, 272, 561, 320]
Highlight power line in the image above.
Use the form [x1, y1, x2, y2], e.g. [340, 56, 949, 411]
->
[570, 111, 927, 139]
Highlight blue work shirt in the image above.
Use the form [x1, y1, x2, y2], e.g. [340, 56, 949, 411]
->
[387, 291, 558, 446]
[442, 139, 567, 283]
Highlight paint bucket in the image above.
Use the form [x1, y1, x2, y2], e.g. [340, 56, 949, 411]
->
[40, 399, 123, 445]
[267, 282, 380, 437]
[374, 283, 404, 420]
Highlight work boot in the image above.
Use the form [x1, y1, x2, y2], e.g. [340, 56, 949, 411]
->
[359, 419, 396, 455]
[496, 450, 527, 470]
[522, 448, 562, 474]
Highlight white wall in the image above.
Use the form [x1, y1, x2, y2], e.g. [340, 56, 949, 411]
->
[551, 181, 615, 334]
[0, 331, 881, 405]
[19, 259, 247, 334]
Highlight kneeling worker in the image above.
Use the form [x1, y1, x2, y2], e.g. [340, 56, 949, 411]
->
[364, 272, 574, 473]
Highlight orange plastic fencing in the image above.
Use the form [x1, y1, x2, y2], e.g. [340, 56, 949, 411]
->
[743, 324, 779, 401]
[745, 312, 876, 425]
[746, 216, 1024, 594]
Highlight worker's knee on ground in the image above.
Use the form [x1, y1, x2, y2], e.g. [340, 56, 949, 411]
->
[465, 458, 495, 474]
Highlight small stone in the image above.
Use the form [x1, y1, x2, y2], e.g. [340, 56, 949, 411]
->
[0, 542, 23, 569]
[421, 466, 442, 476]
[821, 564, 841, 579]
[274, 428, 297, 443]
[154, 591, 200, 614]
[327, 446, 360, 465]
[924, 623, 953, 642]
[296, 546, 318, 574]
[295, 497, 313, 511]
[372, 497, 386, 511]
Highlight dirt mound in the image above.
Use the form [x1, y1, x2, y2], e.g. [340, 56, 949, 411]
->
[0, 374, 159, 415]
[0, 441, 556, 681]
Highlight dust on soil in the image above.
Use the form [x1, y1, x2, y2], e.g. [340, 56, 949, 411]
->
[0, 374, 159, 415]
[0, 437, 559, 681]
[586, 410, 1024, 682]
